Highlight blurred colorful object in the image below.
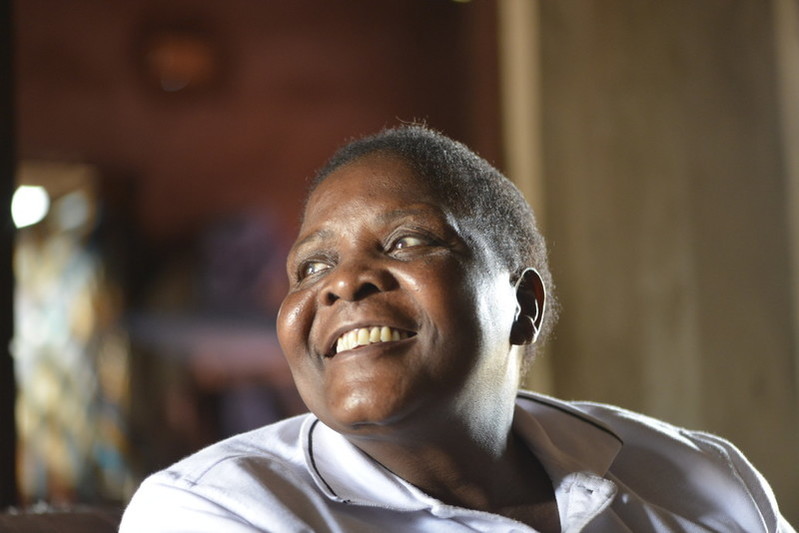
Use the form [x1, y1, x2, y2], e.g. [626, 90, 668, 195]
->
[12, 162, 133, 504]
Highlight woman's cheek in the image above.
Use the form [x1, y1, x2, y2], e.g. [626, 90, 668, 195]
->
[276, 290, 315, 356]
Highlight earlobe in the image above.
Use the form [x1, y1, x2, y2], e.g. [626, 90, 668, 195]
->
[510, 268, 546, 345]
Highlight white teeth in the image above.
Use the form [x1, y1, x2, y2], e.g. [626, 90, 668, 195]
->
[334, 326, 409, 354]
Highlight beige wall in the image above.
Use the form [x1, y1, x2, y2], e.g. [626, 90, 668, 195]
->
[516, 0, 799, 521]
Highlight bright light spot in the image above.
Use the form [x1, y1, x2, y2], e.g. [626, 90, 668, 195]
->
[11, 186, 50, 228]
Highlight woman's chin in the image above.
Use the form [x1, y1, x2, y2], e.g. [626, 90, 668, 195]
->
[319, 392, 422, 436]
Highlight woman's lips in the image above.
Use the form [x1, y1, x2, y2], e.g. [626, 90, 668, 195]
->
[328, 326, 415, 357]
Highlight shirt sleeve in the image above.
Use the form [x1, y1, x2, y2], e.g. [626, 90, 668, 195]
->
[687, 430, 796, 533]
[119, 476, 262, 533]
[119, 455, 342, 533]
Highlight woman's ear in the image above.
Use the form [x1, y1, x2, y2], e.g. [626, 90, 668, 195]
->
[510, 268, 546, 345]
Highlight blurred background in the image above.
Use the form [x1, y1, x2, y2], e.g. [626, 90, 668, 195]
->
[1, 0, 797, 525]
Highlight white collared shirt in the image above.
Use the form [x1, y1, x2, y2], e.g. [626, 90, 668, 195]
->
[120, 392, 794, 532]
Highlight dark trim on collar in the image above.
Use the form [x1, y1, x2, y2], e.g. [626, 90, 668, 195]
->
[516, 390, 624, 446]
[308, 418, 347, 501]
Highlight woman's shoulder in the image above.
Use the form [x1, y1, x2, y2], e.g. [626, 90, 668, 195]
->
[155, 412, 314, 487]
[120, 412, 326, 533]
[517, 389, 745, 457]
[517, 391, 787, 532]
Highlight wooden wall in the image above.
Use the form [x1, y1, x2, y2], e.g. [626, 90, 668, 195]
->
[15, 0, 499, 242]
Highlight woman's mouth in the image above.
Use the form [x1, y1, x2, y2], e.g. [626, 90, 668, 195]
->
[329, 326, 414, 357]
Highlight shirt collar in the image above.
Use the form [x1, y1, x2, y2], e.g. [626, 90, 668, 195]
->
[512, 391, 621, 531]
[302, 391, 623, 519]
[513, 390, 622, 478]
[302, 417, 432, 510]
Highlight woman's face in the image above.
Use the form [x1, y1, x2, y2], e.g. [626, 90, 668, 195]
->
[276, 154, 520, 437]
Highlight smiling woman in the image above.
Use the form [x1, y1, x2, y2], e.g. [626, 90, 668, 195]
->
[119, 126, 794, 533]
[278, 154, 522, 444]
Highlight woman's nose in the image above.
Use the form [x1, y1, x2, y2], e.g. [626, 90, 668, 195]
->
[319, 257, 396, 305]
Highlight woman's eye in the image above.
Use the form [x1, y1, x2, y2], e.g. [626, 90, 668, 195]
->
[393, 235, 427, 250]
[300, 261, 330, 279]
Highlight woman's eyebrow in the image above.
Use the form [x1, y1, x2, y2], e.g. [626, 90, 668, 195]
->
[376, 205, 445, 224]
[291, 228, 333, 253]
[290, 205, 451, 256]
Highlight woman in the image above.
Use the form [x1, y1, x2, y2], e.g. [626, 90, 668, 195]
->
[121, 125, 792, 532]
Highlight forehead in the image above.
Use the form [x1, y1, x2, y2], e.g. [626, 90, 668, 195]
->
[303, 154, 441, 223]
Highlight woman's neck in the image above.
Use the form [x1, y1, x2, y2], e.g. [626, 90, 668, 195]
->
[345, 405, 558, 528]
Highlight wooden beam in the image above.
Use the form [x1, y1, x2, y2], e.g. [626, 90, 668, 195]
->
[0, 0, 19, 509]
[774, 0, 799, 440]
[497, 0, 554, 395]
